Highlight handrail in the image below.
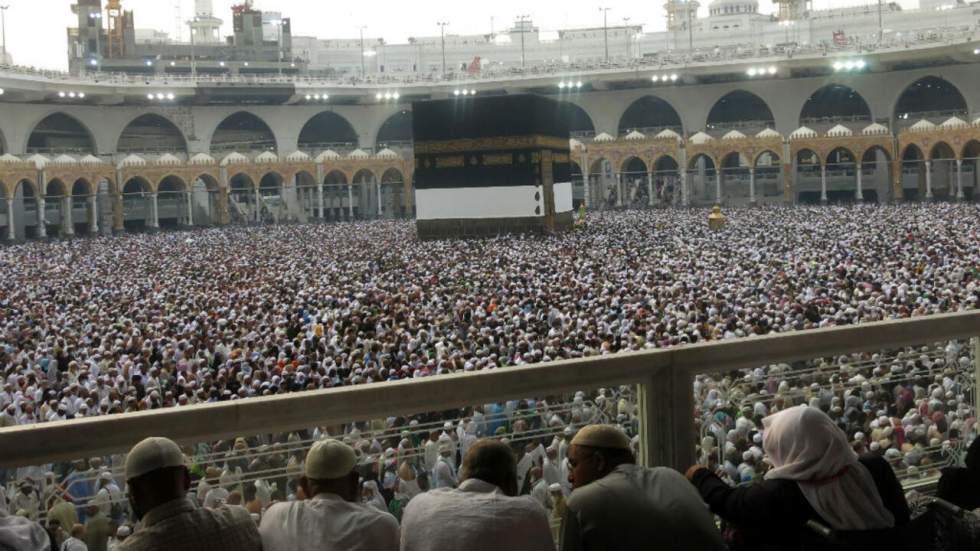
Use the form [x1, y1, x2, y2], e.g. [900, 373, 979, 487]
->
[0, 310, 977, 469]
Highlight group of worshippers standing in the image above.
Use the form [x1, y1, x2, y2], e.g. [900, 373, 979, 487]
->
[8, 404, 975, 551]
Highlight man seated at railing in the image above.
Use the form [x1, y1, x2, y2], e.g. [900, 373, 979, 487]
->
[117, 437, 261, 551]
[400, 439, 554, 551]
[258, 439, 399, 551]
[559, 424, 726, 551]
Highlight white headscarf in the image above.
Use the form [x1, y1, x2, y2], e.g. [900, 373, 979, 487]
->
[763, 406, 894, 531]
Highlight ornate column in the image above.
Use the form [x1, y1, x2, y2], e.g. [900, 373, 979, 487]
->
[924, 160, 933, 200]
[820, 164, 828, 203]
[680, 170, 689, 207]
[347, 184, 354, 219]
[185, 192, 194, 226]
[62, 196, 74, 236]
[647, 171, 655, 207]
[112, 193, 124, 232]
[376, 181, 383, 218]
[956, 159, 964, 200]
[855, 162, 863, 201]
[37, 197, 47, 238]
[714, 170, 722, 204]
[254, 187, 261, 222]
[616, 174, 624, 207]
[89, 195, 99, 234]
[218, 187, 229, 225]
[317, 183, 325, 219]
[748, 167, 756, 204]
[149, 193, 159, 228]
[583, 175, 591, 208]
[5, 198, 14, 241]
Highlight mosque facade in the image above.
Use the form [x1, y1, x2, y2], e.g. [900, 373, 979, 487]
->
[0, 33, 978, 240]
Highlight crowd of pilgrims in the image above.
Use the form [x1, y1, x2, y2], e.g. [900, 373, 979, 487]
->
[0, 204, 978, 549]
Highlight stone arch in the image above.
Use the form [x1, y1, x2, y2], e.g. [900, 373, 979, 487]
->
[157, 175, 188, 193]
[324, 169, 348, 185]
[653, 155, 680, 172]
[71, 178, 94, 197]
[900, 143, 924, 161]
[193, 173, 221, 192]
[321, 170, 350, 221]
[893, 76, 968, 121]
[687, 153, 717, 171]
[379, 167, 407, 218]
[799, 84, 872, 125]
[929, 141, 956, 161]
[45, 178, 68, 198]
[706, 91, 774, 130]
[652, 155, 681, 205]
[962, 140, 980, 200]
[122, 176, 152, 195]
[259, 172, 284, 194]
[961, 140, 980, 161]
[826, 147, 857, 167]
[117, 114, 188, 154]
[0, 127, 8, 154]
[228, 171, 257, 190]
[621, 156, 648, 175]
[375, 110, 413, 147]
[27, 113, 97, 154]
[559, 101, 597, 136]
[16, 179, 38, 197]
[617, 96, 683, 135]
[210, 111, 277, 153]
[796, 148, 822, 167]
[299, 111, 359, 149]
[753, 149, 781, 167]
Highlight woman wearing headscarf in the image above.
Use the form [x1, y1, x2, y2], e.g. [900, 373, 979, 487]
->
[360, 480, 388, 513]
[936, 437, 980, 510]
[686, 405, 910, 551]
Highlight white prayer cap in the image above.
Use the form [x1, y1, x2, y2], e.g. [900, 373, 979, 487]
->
[305, 439, 356, 480]
[570, 424, 631, 450]
[548, 483, 562, 493]
[116, 526, 132, 537]
[125, 437, 186, 480]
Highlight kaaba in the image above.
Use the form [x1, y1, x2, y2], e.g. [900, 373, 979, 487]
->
[412, 94, 574, 240]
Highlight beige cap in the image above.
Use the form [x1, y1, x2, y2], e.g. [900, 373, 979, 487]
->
[570, 424, 632, 451]
[305, 439, 356, 480]
[125, 437, 186, 480]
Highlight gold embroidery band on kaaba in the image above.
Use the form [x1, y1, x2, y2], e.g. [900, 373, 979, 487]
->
[414, 135, 571, 155]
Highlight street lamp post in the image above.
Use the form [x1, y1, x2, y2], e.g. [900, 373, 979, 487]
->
[276, 20, 283, 76]
[517, 15, 530, 69]
[600, 7, 611, 62]
[437, 21, 448, 78]
[623, 17, 631, 59]
[190, 17, 196, 77]
[0, 6, 8, 66]
[360, 25, 367, 78]
[89, 11, 102, 71]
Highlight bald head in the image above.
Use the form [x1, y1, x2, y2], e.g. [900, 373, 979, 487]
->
[459, 439, 518, 496]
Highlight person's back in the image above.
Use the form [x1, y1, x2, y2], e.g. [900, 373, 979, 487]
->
[260, 492, 398, 551]
[119, 497, 260, 551]
[563, 464, 725, 551]
[402, 438, 554, 551]
[401, 479, 553, 551]
[83, 508, 113, 551]
[937, 437, 980, 511]
[118, 437, 262, 551]
[258, 438, 399, 551]
[560, 425, 725, 551]
[0, 510, 50, 551]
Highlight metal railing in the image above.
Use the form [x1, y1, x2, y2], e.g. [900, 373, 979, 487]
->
[1, 310, 977, 471]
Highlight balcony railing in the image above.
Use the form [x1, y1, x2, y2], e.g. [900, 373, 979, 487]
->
[0, 310, 977, 472]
